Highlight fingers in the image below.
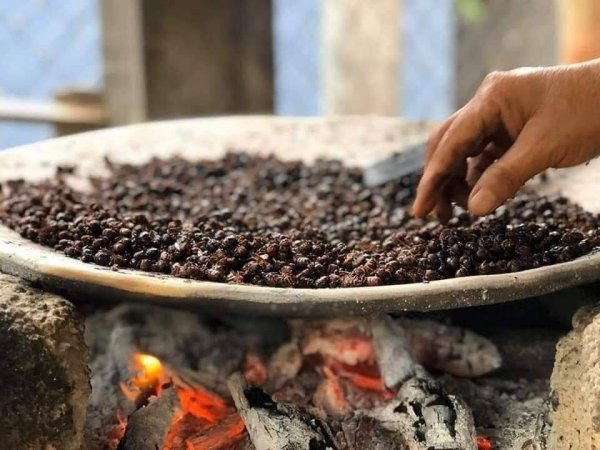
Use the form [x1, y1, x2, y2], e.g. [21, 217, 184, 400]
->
[434, 188, 453, 224]
[468, 122, 551, 215]
[466, 142, 507, 186]
[425, 110, 461, 165]
[433, 178, 470, 224]
[413, 98, 501, 218]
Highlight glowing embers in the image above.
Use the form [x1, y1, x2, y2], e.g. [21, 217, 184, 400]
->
[119, 352, 246, 450]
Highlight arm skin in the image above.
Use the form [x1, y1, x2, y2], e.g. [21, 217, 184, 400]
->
[413, 59, 600, 222]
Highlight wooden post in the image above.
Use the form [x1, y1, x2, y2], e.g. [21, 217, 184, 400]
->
[322, 0, 403, 115]
[100, 0, 148, 124]
[101, 0, 274, 124]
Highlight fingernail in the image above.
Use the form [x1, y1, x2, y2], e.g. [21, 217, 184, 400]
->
[469, 189, 498, 216]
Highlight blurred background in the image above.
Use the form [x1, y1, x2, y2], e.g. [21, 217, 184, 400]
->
[0, 0, 597, 149]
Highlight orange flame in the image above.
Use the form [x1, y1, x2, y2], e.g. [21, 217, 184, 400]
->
[120, 352, 166, 401]
[185, 414, 246, 450]
[132, 353, 163, 389]
[326, 359, 395, 400]
[177, 387, 231, 423]
[119, 352, 247, 449]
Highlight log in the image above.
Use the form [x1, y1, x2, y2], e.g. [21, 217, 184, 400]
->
[228, 373, 336, 450]
[397, 318, 502, 377]
[185, 413, 247, 450]
[266, 341, 303, 390]
[370, 318, 477, 450]
[341, 415, 409, 450]
[371, 317, 420, 388]
[118, 387, 180, 450]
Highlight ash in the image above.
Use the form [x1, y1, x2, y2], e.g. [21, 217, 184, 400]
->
[84, 303, 554, 450]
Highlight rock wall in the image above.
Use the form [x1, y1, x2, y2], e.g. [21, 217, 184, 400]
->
[550, 303, 600, 449]
[0, 274, 89, 450]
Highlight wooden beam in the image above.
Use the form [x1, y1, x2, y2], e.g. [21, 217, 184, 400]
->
[100, 0, 148, 124]
[0, 97, 106, 126]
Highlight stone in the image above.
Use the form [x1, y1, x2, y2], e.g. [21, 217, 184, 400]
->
[549, 302, 600, 449]
[0, 273, 89, 450]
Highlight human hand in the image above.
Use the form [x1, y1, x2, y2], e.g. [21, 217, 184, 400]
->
[413, 60, 600, 222]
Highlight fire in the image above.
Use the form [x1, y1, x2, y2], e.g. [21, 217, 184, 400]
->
[120, 352, 167, 401]
[323, 356, 395, 400]
[185, 414, 246, 450]
[120, 352, 247, 450]
[477, 436, 493, 450]
[132, 353, 163, 389]
[177, 387, 231, 423]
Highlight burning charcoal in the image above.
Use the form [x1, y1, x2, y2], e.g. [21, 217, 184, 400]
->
[371, 318, 419, 388]
[185, 413, 247, 450]
[243, 351, 268, 385]
[397, 318, 502, 377]
[300, 318, 375, 366]
[312, 369, 352, 418]
[267, 342, 303, 390]
[340, 415, 409, 450]
[170, 365, 231, 399]
[85, 304, 227, 448]
[368, 378, 477, 450]
[370, 318, 477, 449]
[228, 373, 336, 450]
[441, 376, 550, 450]
[118, 387, 180, 450]
[0, 273, 89, 450]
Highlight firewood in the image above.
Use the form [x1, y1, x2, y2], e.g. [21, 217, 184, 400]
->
[117, 387, 179, 450]
[228, 373, 337, 450]
[370, 318, 477, 450]
[371, 317, 420, 388]
[341, 415, 410, 450]
[396, 318, 502, 377]
[170, 365, 232, 399]
[267, 341, 303, 390]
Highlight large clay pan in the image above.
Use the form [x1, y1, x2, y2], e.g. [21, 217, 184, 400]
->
[0, 116, 597, 316]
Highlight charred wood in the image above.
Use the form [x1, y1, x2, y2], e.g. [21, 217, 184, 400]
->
[228, 372, 337, 450]
[370, 318, 477, 450]
[118, 387, 179, 450]
[340, 415, 409, 450]
[267, 341, 303, 390]
[371, 317, 420, 388]
[397, 318, 502, 377]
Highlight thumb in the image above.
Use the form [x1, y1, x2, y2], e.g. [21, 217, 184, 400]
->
[468, 123, 551, 215]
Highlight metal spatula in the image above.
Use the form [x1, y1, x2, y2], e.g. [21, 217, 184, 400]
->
[362, 142, 426, 187]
